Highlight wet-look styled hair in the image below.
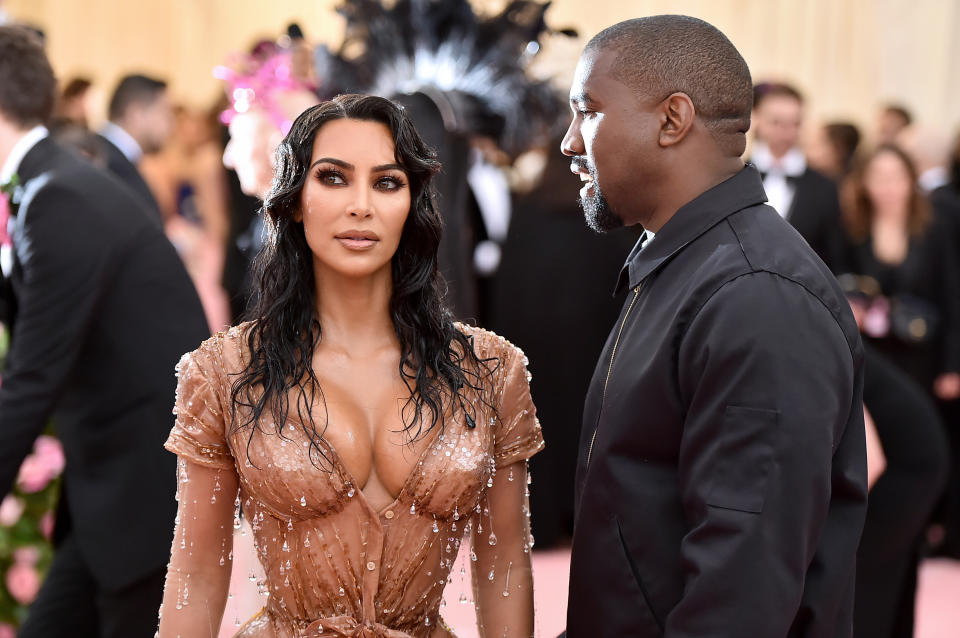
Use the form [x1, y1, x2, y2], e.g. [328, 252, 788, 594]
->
[231, 93, 495, 468]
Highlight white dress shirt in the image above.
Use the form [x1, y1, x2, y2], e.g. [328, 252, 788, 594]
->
[100, 121, 143, 163]
[1, 125, 48, 278]
[751, 141, 806, 220]
[1, 124, 48, 185]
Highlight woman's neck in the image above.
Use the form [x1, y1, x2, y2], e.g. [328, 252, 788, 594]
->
[313, 265, 397, 355]
[872, 205, 909, 231]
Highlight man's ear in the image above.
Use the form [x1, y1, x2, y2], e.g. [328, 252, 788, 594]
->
[658, 92, 696, 148]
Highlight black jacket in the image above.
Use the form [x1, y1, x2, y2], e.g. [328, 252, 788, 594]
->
[0, 138, 208, 589]
[95, 132, 163, 223]
[567, 166, 866, 637]
[784, 168, 844, 271]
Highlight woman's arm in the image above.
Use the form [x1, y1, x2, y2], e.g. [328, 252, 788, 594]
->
[471, 459, 535, 638]
[864, 406, 886, 490]
[157, 458, 239, 637]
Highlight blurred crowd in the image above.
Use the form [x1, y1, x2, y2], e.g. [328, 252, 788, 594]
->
[2, 11, 960, 638]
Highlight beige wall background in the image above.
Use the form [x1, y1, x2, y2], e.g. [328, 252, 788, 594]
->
[6, 0, 960, 142]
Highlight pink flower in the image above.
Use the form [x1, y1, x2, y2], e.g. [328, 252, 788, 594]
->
[5, 561, 40, 604]
[15, 435, 65, 493]
[0, 622, 15, 638]
[34, 435, 65, 477]
[16, 454, 50, 493]
[40, 511, 55, 540]
[0, 495, 24, 526]
[12, 546, 39, 566]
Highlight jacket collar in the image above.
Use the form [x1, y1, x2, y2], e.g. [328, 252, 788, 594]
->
[614, 164, 768, 294]
[16, 137, 58, 183]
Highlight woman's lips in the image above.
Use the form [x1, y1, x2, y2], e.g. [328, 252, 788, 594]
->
[335, 232, 380, 250]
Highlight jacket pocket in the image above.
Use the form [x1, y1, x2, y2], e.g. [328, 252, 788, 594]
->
[614, 515, 664, 635]
[705, 405, 779, 513]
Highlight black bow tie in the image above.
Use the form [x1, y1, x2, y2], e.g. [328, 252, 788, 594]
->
[759, 171, 801, 186]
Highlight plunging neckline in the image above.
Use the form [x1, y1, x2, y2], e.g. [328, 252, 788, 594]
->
[317, 422, 447, 516]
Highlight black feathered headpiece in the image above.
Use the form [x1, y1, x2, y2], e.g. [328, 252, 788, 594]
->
[314, 0, 575, 156]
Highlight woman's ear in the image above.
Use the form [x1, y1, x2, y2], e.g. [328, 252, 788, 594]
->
[292, 206, 303, 223]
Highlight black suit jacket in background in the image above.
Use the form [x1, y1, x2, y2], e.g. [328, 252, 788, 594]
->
[568, 166, 866, 637]
[779, 167, 844, 271]
[752, 163, 844, 272]
[0, 138, 209, 589]
[95, 132, 163, 224]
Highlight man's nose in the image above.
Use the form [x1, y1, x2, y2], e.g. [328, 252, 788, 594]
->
[561, 119, 583, 157]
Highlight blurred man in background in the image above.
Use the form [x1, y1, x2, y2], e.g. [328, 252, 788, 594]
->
[0, 25, 208, 637]
[750, 82, 844, 270]
[98, 73, 173, 221]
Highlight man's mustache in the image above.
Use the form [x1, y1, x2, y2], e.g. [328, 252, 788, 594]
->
[570, 157, 595, 176]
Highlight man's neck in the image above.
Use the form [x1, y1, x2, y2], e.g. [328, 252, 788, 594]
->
[641, 158, 745, 233]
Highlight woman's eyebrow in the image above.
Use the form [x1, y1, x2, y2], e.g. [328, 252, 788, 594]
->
[372, 163, 404, 172]
[310, 157, 353, 170]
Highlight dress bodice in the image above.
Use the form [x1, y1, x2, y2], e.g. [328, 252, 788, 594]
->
[164, 322, 543, 637]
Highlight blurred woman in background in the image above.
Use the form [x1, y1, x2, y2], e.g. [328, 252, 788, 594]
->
[838, 144, 960, 401]
[807, 121, 862, 183]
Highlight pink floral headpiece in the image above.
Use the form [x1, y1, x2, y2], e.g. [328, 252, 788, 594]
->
[214, 45, 316, 136]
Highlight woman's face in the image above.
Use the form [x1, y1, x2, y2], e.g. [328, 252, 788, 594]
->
[297, 118, 411, 280]
[864, 150, 913, 216]
[805, 126, 839, 176]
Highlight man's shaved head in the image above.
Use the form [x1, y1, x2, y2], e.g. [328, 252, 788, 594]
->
[586, 15, 753, 156]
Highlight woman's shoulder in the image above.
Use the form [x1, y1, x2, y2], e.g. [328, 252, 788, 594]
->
[178, 320, 256, 377]
[454, 322, 527, 364]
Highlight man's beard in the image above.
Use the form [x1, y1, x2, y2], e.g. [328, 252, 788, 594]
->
[580, 179, 623, 233]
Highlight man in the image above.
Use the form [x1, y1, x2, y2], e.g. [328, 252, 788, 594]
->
[219, 57, 317, 316]
[562, 16, 866, 637]
[0, 26, 208, 637]
[98, 73, 173, 221]
[751, 82, 843, 270]
[876, 103, 912, 146]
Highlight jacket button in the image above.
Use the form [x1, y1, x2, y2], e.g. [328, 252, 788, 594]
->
[367, 561, 376, 571]
[384, 510, 395, 519]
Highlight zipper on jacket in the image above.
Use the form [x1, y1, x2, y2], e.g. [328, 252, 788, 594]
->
[586, 284, 642, 467]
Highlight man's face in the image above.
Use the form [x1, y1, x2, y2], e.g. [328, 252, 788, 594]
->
[876, 110, 909, 145]
[138, 90, 174, 154]
[223, 109, 279, 199]
[561, 47, 659, 232]
[752, 94, 803, 159]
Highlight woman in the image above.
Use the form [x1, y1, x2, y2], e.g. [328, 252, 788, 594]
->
[838, 144, 960, 400]
[156, 94, 543, 638]
[806, 121, 861, 182]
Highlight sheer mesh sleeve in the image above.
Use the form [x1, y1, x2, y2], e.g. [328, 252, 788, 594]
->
[468, 343, 542, 638]
[493, 346, 544, 469]
[165, 346, 234, 470]
[470, 459, 535, 638]
[157, 343, 239, 637]
[156, 458, 239, 637]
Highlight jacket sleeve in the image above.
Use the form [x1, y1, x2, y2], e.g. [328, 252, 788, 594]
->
[932, 226, 960, 373]
[0, 184, 112, 495]
[667, 272, 866, 637]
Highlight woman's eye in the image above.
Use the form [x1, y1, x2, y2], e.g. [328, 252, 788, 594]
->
[375, 176, 405, 191]
[317, 170, 345, 185]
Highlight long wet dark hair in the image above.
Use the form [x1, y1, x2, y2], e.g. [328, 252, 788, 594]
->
[231, 93, 495, 468]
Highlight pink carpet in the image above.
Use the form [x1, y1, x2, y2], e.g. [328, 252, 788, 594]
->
[222, 525, 960, 637]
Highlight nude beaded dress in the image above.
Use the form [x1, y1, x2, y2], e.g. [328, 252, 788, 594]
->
[163, 323, 544, 638]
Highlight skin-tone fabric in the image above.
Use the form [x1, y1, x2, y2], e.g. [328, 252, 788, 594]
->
[159, 321, 543, 638]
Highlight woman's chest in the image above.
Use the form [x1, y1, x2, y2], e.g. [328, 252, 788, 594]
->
[227, 403, 497, 521]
